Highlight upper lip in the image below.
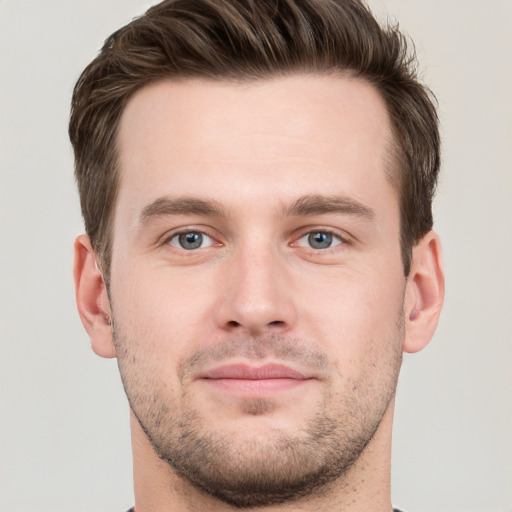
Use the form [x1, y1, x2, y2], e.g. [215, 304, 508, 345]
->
[201, 363, 308, 380]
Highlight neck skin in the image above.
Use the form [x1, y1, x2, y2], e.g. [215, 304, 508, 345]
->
[130, 399, 395, 512]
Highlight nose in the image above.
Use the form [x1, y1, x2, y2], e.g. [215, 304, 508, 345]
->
[214, 241, 297, 336]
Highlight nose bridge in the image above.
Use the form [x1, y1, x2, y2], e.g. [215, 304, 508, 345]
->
[215, 234, 295, 334]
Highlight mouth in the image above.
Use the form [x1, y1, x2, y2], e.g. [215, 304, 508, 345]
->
[198, 363, 312, 395]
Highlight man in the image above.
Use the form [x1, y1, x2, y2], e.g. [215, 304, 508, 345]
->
[70, 0, 444, 510]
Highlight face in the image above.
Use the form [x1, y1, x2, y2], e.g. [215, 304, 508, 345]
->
[110, 75, 406, 506]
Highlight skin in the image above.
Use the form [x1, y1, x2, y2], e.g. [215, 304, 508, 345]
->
[74, 75, 444, 512]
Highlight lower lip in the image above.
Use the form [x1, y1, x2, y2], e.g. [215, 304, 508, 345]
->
[202, 378, 308, 395]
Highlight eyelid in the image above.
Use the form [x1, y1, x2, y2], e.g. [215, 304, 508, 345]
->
[290, 226, 352, 247]
[168, 232, 213, 249]
[157, 225, 352, 253]
[160, 226, 222, 249]
[295, 231, 343, 249]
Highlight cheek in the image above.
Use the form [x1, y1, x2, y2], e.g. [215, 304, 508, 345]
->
[111, 266, 217, 355]
[298, 265, 405, 359]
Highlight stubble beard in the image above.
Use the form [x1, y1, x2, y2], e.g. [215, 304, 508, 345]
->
[113, 323, 404, 508]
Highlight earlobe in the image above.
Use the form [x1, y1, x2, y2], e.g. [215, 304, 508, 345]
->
[74, 235, 116, 358]
[404, 231, 445, 354]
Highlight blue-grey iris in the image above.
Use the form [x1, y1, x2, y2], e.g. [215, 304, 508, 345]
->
[308, 232, 333, 249]
[179, 232, 203, 250]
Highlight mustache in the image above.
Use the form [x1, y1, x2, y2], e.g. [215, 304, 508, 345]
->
[178, 334, 330, 382]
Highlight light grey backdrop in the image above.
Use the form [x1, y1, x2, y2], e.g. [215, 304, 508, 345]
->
[1, 1, 511, 511]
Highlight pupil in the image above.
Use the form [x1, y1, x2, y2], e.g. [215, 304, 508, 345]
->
[179, 232, 202, 250]
[309, 232, 332, 249]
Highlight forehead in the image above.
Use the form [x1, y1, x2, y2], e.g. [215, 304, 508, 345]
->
[115, 74, 396, 222]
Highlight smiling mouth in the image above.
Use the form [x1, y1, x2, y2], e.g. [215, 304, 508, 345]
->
[199, 363, 312, 395]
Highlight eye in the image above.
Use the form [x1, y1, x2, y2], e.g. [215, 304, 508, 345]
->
[168, 231, 214, 250]
[296, 231, 343, 250]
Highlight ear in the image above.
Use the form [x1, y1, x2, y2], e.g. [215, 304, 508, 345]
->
[73, 235, 116, 358]
[403, 230, 445, 353]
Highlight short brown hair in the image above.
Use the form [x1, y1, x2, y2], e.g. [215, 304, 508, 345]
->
[69, 0, 440, 278]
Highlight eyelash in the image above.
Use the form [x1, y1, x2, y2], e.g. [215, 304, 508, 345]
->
[291, 229, 348, 253]
[164, 229, 220, 251]
[163, 227, 349, 255]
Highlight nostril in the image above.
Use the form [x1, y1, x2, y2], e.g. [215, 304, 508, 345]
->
[224, 319, 284, 330]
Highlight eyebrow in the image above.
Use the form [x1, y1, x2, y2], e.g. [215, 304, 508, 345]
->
[139, 197, 227, 224]
[285, 194, 375, 220]
[138, 193, 375, 224]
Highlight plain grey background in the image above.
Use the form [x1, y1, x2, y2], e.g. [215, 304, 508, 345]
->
[1, 1, 511, 511]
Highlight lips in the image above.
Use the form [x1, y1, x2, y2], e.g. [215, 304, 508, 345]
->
[199, 363, 310, 395]
[203, 363, 307, 380]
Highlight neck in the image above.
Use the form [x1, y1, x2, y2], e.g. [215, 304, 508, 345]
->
[130, 401, 395, 512]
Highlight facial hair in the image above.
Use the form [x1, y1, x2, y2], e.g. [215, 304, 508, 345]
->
[113, 320, 404, 508]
